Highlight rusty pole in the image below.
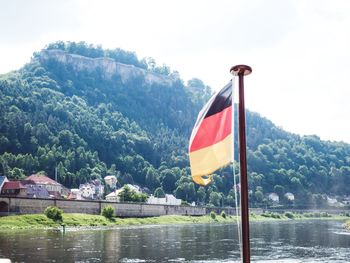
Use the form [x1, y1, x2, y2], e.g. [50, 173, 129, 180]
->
[230, 64, 252, 263]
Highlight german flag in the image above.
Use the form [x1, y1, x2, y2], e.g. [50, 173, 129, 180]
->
[189, 81, 233, 186]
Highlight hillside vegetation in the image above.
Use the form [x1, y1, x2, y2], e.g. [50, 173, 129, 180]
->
[0, 41, 349, 207]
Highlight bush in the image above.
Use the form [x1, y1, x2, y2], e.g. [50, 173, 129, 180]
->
[271, 213, 281, 219]
[320, 212, 331, 218]
[261, 212, 271, 218]
[221, 211, 226, 219]
[284, 212, 295, 219]
[44, 206, 63, 222]
[102, 206, 115, 219]
[210, 211, 217, 220]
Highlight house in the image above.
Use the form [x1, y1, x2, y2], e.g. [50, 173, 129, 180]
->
[342, 196, 350, 205]
[79, 183, 95, 199]
[25, 174, 63, 197]
[78, 179, 104, 200]
[104, 175, 117, 189]
[268, 193, 279, 203]
[327, 196, 338, 206]
[67, 192, 77, 200]
[165, 194, 182, 206]
[68, 188, 83, 200]
[105, 184, 142, 202]
[61, 186, 70, 198]
[1, 181, 27, 196]
[105, 191, 118, 202]
[284, 192, 295, 201]
[21, 180, 51, 198]
[147, 194, 182, 206]
[91, 179, 104, 199]
[0, 176, 9, 193]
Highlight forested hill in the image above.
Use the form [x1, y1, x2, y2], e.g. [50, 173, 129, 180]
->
[0, 41, 349, 207]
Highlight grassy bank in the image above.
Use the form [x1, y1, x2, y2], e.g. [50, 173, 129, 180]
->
[0, 214, 236, 230]
[0, 211, 349, 230]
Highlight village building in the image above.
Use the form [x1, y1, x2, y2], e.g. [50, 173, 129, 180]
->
[342, 196, 350, 205]
[1, 181, 27, 197]
[147, 194, 182, 206]
[79, 183, 95, 199]
[284, 192, 295, 201]
[25, 174, 64, 198]
[92, 179, 104, 199]
[326, 196, 338, 206]
[68, 188, 83, 200]
[268, 193, 279, 203]
[25, 184, 49, 198]
[78, 179, 104, 200]
[105, 184, 143, 202]
[105, 191, 118, 202]
[0, 174, 68, 199]
[104, 175, 117, 189]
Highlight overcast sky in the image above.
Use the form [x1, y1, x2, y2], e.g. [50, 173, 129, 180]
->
[1, 0, 350, 143]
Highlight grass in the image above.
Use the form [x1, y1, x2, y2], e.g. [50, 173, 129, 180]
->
[0, 212, 349, 230]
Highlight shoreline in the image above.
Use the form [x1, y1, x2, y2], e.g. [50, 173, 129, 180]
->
[0, 212, 349, 231]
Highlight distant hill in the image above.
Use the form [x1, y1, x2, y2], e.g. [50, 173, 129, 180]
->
[0, 41, 349, 207]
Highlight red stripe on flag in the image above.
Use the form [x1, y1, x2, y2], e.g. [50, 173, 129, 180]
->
[189, 106, 232, 152]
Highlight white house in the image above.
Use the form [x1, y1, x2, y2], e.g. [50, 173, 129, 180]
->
[104, 175, 117, 189]
[165, 194, 182, 205]
[268, 193, 279, 203]
[78, 179, 104, 200]
[147, 194, 182, 206]
[327, 196, 338, 205]
[79, 183, 95, 199]
[105, 184, 142, 202]
[91, 179, 104, 199]
[105, 191, 118, 202]
[284, 192, 295, 201]
[70, 188, 83, 200]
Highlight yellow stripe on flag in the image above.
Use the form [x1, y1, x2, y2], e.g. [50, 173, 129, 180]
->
[189, 134, 232, 186]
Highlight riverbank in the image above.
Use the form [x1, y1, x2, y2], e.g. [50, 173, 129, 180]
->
[0, 211, 349, 230]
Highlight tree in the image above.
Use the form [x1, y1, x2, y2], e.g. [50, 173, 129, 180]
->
[118, 185, 147, 203]
[274, 185, 285, 197]
[196, 187, 206, 204]
[44, 206, 63, 221]
[209, 192, 222, 207]
[161, 169, 177, 193]
[254, 190, 264, 204]
[154, 187, 165, 198]
[101, 205, 115, 219]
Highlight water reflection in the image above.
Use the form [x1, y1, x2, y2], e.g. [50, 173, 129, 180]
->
[0, 220, 349, 262]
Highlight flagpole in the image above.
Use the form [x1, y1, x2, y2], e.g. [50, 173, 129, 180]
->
[230, 65, 252, 263]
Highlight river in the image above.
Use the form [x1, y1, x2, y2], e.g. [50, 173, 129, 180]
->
[0, 220, 350, 262]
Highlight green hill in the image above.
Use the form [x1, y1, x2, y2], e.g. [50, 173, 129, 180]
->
[0, 41, 349, 207]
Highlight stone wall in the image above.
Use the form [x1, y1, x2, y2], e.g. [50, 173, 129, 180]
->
[0, 197, 246, 217]
[0, 197, 275, 218]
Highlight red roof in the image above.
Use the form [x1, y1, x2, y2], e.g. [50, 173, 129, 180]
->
[2, 181, 26, 190]
[25, 174, 61, 185]
[67, 192, 77, 200]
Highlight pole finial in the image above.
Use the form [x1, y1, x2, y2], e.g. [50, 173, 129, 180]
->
[230, 65, 252, 76]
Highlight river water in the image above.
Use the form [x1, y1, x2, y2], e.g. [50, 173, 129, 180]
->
[1, 220, 350, 262]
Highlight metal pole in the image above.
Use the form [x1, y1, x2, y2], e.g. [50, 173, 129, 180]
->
[230, 65, 252, 263]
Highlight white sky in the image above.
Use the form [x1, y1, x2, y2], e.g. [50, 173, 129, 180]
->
[1, 0, 350, 143]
